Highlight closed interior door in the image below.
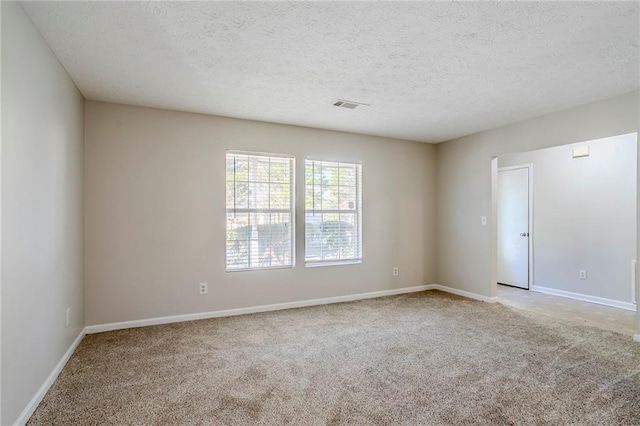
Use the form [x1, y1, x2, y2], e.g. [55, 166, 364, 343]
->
[497, 167, 530, 289]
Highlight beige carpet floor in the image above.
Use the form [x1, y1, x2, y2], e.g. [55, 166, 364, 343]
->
[497, 284, 637, 336]
[28, 291, 640, 425]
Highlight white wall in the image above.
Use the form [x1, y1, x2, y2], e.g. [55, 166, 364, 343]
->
[436, 90, 639, 300]
[1, 3, 85, 424]
[499, 134, 637, 305]
[84, 101, 436, 326]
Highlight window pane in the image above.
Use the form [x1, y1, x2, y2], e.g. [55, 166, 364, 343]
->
[305, 185, 322, 211]
[226, 212, 251, 270]
[270, 183, 290, 209]
[250, 213, 292, 268]
[322, 164, 339, 186]
[339, 213, 358, 259]
[338, 186, 356, 210]
[231, 156, 249, 182]
[339, 165, 356, 187]
[249, 156, 270, 182]
[305, 213, 323, 261]
[250, 183, 270, 209]
[270, 158, 290, 182]
[227, 181, 249, 210]
[321, 185, 339, 210]
[304, 163, 314, 186]
[226, 181, 234, 207]
[321, 216, 344, 260]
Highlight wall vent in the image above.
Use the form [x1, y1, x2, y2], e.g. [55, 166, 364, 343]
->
[333, 99, 369, 109]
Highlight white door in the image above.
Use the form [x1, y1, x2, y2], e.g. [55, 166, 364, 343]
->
[497, 167, 530, 289]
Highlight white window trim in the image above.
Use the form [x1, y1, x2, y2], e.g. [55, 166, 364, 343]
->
[305, 260, 363, 268]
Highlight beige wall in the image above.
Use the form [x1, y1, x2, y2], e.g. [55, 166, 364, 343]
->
[500, 134, 637, 304]
[436, 90, 639, 301]
[84, 101, 436, 326]
[1, 2, 85, 424]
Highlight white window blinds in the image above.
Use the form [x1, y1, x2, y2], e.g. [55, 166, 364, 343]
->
[226, 152, 295, 270]
[305, 160, 362, 265]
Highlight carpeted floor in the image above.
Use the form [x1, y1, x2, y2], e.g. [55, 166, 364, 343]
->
[28, 291, 640, 425]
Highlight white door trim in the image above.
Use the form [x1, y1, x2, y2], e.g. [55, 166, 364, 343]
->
[497, 163, 534, 290]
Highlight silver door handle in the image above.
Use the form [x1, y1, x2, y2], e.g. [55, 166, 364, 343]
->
[520, 232, 529, 237]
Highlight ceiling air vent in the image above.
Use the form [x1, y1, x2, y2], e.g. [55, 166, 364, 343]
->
[333, 99, 370, 110]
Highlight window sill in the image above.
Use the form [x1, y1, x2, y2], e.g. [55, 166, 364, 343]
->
[226, 265, 294, 273]
[305, 260, 362, 268]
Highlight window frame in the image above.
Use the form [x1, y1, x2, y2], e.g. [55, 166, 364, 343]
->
[225, 150, 296, 272]
[304, 158, 363, 267]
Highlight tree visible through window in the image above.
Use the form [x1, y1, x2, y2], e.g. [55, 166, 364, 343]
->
[305, 160, 362, 265]
[226, 152, 294, 270]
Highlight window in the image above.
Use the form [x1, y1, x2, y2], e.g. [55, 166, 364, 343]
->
[226, 152, 294, 270]
[305, 160, 362, 265]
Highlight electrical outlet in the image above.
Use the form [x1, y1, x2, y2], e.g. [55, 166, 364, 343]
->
[199, 282, 208, 295]
[392, 267, 399, 276]
[481, 216, 487, 225]
[65, 308, 71, 327]
[579, 270, 587, 280]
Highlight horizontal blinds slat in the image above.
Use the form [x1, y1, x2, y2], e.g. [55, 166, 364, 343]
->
[227, 209, 293, 214]
[305, 209, 357, 214]
[305, 258, 362, 264]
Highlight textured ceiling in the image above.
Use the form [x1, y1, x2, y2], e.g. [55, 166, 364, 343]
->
[21, 1, 639, 143]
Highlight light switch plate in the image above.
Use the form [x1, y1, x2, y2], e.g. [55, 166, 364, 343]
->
[572, 146, 590, 158]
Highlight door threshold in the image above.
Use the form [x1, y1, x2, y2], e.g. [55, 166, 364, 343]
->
[497, 282, 530, 290]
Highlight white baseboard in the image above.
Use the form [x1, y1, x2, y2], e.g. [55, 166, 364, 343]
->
[14, 327, 87, 426]
[10, 283, 518, 424]
[531, 285, 637, 312]
[86, 284, 498, 335]
[634, 334, 640, 343]
[86, 285, 436, 334]
[430, 284, 499, 303]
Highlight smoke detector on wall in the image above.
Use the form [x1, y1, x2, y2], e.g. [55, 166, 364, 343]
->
[333, 99, 370, 110]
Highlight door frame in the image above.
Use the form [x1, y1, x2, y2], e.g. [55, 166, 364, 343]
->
[497, 163, 534, 290]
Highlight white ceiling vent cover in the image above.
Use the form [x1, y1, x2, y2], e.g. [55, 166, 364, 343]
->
[333, 100, 370, 110]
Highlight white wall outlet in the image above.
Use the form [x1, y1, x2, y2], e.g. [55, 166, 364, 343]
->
[392, 267, 399, 276]
[199, 282, 208, 295]
[65, 308, 71, 327]
[481, 216, 487, 225]
[579, 270, 587, 280]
